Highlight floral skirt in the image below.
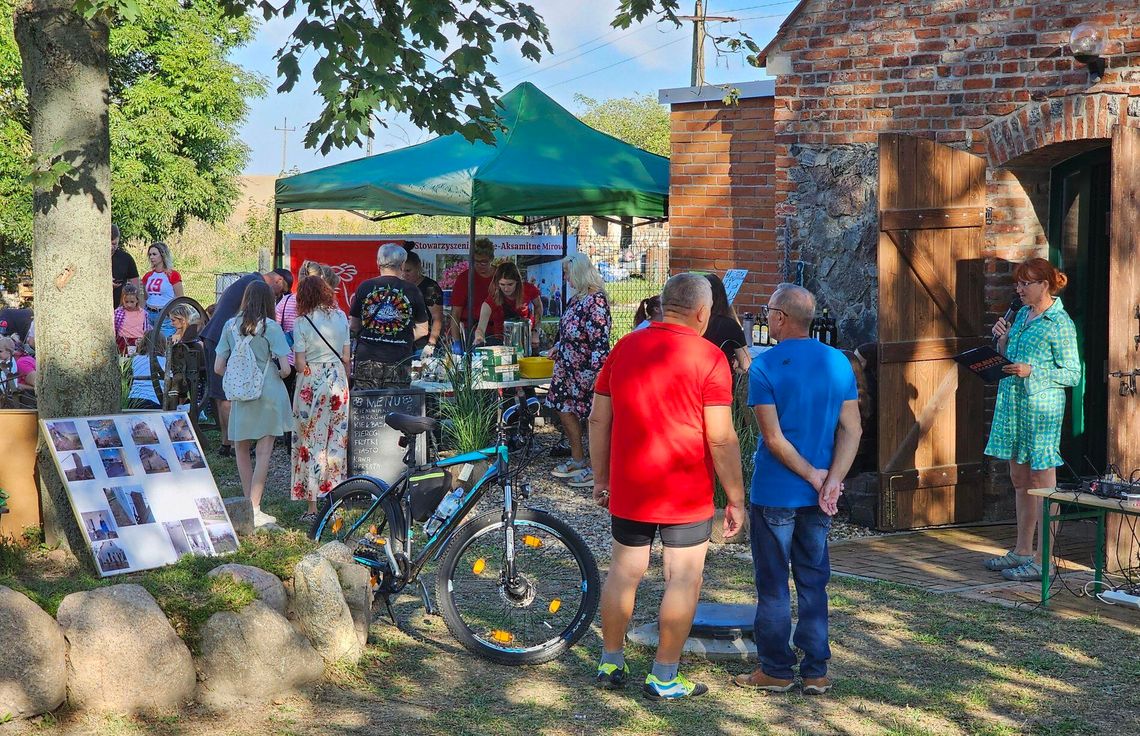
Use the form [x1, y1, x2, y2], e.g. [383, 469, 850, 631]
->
[291, 361, 350, 501]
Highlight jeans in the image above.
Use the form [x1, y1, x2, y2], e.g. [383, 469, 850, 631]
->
[354, 360, 410, 391]
[750, 504, 832, 679]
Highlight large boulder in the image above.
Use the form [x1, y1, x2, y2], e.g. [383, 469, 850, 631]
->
[207, 564, 287, 616]
[317, 542, 372, 647]
[0, 586, 67, 719]
[195, 601, 324, 706]
[291, 553, 363, 664]
[56, 584, 196, 713]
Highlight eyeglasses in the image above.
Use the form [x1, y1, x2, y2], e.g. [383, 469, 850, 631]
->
[761, 305, 786, 318]
[1015, 280, 1044, 288]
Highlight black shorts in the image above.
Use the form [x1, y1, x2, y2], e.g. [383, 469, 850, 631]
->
[611, 515, 714, 548]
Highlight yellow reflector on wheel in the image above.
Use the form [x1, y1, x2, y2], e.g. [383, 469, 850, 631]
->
[331, 517, 343, 534]
[491, 630, 514, 644]
[549, 599, 561, 614]
[473, 558, 486, 575]
[522, 535, 542, 548]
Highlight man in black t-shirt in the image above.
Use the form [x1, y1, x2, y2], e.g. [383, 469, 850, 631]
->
[401, 250, 445, 356]
[350, 244, 429, 389]
[110, 223, 139, 306]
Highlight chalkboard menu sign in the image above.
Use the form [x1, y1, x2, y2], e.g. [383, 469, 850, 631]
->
[349, 388, 427, 483]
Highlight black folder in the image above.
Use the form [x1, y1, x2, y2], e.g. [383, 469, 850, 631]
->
[953, 346, 1014, 383]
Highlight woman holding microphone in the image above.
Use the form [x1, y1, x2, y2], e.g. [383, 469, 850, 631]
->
[983, 258, 1081, 582]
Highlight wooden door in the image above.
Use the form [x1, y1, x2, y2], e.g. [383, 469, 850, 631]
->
[877, 133, 988, 530]
[1106, 125, 1140, 568]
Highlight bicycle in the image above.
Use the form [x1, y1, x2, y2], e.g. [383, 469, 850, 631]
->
[309, 391, 601, 665]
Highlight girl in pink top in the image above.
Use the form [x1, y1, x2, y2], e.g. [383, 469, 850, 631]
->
[114, 283, 147, 355]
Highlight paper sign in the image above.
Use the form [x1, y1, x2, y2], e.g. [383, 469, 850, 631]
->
[722, 269, 748, 303]
[42, 412, 238, 577]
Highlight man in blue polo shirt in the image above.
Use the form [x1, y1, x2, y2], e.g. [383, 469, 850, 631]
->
[734, 283, 861, 696]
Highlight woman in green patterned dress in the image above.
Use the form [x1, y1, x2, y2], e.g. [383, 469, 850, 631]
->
[983, 258, 1081, 582]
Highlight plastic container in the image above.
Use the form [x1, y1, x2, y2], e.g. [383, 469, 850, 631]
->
[518, 356, 554, 378]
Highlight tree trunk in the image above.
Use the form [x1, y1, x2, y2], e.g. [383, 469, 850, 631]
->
[15, 0, 118, 557]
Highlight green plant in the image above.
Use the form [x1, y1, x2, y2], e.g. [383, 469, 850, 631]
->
[715, 377, 758, 509]
[436, 354, 498, 453]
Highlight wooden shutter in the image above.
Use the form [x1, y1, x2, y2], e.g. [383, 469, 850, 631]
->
[877, 134, 988, 530]
[1106, 125, 1140, 568]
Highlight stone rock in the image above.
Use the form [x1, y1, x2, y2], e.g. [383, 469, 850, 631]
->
[195, 601, 324, 706]
[223, 496, 254, 538]
[291, 553, 363, 663]
[207, 564, 287, 616]
[56, 584, 196, 713]
[317, 542, 372, 647]
[0, 586, 66, 719]
[710, 508, 750, 545]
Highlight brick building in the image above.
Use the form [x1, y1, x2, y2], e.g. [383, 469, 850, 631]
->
[662, 1, 1140, 536]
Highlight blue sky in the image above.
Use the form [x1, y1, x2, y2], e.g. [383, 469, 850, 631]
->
[231, 1, 795, 174]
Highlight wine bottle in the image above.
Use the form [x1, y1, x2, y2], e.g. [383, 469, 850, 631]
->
[820, 307, 833, 346]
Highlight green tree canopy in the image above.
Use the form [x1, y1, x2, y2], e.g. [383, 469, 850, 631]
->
[0, 0, 265, 256]
[575, 93, 670, 158]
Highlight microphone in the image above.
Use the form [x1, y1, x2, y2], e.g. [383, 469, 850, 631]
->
[994, 297, 1022, 347]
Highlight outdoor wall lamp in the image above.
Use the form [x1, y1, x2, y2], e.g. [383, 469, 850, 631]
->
[1070, 22, 1108, 81]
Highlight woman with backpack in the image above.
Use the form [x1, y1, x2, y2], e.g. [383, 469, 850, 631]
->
[290, 275, 351, 523]
[213, 280, 292, 528]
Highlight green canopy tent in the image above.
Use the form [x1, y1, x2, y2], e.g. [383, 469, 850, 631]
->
[273, 82, 669, 331]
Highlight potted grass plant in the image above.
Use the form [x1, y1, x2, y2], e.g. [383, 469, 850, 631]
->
[713, 378, 756, 544]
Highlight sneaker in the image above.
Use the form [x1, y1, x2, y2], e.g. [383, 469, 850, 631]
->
[984, 550, 1033, 571]
[595, 662, 630, 690]
[732, 669, 795, 692]
[552, 458, 589, 479]
[253, 509, 277, 528]
[642, 673, 708, 701]
[567, 467, 594, 488]
[802, 676, 832, 695]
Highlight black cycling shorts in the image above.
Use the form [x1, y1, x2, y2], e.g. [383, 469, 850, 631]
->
[611, 515, 714, 548]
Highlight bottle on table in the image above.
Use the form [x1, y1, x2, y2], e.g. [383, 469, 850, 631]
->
[742, 313, 755, 347]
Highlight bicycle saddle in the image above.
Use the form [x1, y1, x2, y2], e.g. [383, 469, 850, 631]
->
[385, 413, 438, 436]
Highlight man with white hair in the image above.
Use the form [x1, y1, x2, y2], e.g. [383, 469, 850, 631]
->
[589, 272, 746, 700]
[735, 283, 861, 695]
[349, 243, 428, 389]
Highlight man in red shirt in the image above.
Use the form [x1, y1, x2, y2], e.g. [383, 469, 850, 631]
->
[589, 273, 746, 700]
[448, 237, 495, 342]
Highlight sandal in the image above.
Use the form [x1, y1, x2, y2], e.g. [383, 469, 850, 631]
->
[984, 550, 1033, 571]
[567, 467, 595, 488]
[1001, 561, 1053, 582]
[298, 511, 319, 524]
[552, 458, 589, 479]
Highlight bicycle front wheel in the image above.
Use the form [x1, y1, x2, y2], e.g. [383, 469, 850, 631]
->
[436, 508, 600, 665]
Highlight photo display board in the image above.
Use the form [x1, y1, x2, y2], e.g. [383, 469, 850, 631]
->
[41, 411, 239, 577]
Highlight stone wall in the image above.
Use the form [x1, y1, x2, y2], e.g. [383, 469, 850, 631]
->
[782, 142, 880, 345]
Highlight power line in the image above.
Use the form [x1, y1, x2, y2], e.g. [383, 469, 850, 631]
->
[546, 35, 689, 90]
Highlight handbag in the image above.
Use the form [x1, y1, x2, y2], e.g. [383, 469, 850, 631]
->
[304, 314, 348, 365]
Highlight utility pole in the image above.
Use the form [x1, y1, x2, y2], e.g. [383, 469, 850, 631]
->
[274, 117, 295, 173]
[678, 1, 735, 87]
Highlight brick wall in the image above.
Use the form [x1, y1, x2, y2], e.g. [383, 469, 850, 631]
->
[667, 96, 778, 313]
[761, 1, 1140, 343]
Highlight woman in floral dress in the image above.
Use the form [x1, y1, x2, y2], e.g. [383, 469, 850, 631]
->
[984, 258, 1081, 582]
[290, 275, 351, 522]
[547, 253, 611, 488]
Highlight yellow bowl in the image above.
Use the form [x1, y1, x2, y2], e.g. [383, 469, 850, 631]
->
[518, 356, 554, 379]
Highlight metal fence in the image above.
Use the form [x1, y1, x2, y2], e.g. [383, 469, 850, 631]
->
[576, 229, 669, 340]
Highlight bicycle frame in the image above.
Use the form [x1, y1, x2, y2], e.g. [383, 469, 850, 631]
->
[332, 418, 526, 595]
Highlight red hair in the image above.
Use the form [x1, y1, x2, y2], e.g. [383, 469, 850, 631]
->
[1014, 257, 1068, 295]
[296, 275, 336, 316]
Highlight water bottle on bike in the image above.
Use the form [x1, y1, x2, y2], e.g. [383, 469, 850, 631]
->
[423, 488, 464, 537]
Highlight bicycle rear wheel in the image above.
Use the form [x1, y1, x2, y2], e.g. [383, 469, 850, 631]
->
[435, 508, 600, 666]
[310, 479, 388, 558]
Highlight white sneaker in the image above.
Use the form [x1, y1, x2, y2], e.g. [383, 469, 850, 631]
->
[253, 509, 277, 528]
